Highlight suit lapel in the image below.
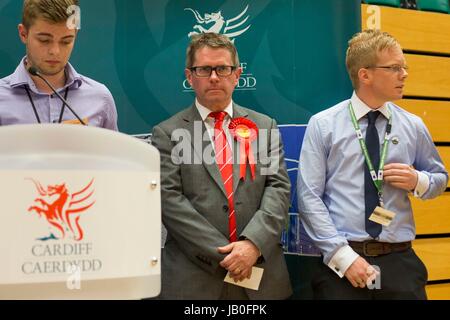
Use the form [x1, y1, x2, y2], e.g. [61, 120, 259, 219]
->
[182, 105, 227, 196]
[182, 103, 251, 196]
[231, 104, 249, 192]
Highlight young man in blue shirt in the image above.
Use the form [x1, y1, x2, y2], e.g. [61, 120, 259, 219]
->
[298, 29, 448, 299]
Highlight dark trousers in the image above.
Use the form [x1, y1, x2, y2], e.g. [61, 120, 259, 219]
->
[219, 282, 249, 300]
[312, 248, 428, 300]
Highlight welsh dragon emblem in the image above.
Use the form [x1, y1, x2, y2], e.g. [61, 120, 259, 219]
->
[27, 179, 95, 241]
[185, 5, 251, 41]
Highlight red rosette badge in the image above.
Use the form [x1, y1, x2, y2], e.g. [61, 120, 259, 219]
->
[229, 118, 258, 181]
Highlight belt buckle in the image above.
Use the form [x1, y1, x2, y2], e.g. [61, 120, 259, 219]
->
[363, 240, 381, 257]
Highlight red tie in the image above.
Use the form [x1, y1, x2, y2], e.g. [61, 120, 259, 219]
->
[209, 111, 237, 242]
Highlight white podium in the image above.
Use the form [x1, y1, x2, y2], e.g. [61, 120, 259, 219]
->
[0, 125, 161, 299]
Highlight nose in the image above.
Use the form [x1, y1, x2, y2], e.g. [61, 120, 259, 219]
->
[400, 67, 408, 79]
[209, 69, 220, 82]
[48, 43, 60, 56]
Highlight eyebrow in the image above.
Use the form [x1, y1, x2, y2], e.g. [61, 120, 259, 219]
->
[36, 33, 75, 40]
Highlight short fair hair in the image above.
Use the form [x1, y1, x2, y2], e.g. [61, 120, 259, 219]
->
[186, 33, 240, 68]
[346, 29, 401, 89]
[22, 0, 79, 29]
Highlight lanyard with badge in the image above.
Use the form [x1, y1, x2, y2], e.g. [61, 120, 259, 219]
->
[349, 102, 396, 226]
[24, 86, 70, 124]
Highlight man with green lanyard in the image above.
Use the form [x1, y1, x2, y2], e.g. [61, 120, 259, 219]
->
[297, 29, 448, 299]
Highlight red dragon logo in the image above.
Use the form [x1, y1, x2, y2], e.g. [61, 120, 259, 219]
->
[27, 179, 95, 241]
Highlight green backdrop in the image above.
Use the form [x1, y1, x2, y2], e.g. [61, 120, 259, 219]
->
[1, 0, 360, 133]
[0, 0, 361, 298]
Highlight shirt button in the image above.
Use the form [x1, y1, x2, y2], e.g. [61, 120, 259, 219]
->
[223, 205, 229, 212]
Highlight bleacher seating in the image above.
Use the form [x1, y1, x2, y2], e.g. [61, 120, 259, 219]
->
[417, 0, 449, 13]
[364, 0, 402, 7]
[362, 2, 450, 300]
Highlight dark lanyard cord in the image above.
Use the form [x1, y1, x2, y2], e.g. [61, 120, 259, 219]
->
[24, 86, 40, 123]
[58, 87, 70, 123]
[24, 86, 69, 124]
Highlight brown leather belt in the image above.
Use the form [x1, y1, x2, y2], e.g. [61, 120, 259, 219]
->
[348, 240, 412, 257]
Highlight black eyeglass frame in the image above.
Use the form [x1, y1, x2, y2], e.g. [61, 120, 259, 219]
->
[189, 65, 238, 77]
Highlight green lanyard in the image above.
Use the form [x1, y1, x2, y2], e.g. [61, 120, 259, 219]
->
[349, 102, 392, 204]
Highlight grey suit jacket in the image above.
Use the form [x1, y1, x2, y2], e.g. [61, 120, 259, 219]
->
[151, 103, 292, 299]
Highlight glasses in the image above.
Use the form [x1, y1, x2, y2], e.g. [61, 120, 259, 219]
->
[190, 65, 237, 77]
[367, 64, 409, 73]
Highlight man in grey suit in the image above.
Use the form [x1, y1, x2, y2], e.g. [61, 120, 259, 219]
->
[151, 33, 292, 299]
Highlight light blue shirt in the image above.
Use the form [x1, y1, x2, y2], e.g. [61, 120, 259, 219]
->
[0, 57, 118, 130]
[297, 92, 448, 276]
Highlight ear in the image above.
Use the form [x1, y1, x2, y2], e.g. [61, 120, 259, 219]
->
[233, 66, 242, 86]
[185, 68, 193, 86]
[358, 67, 371, 86]
[18, 24, 28, 44]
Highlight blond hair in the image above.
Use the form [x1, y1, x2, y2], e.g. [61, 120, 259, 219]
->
[22, 0, 79, 29]
[346, 29, 401, 89]
[186, 33, 240, 68]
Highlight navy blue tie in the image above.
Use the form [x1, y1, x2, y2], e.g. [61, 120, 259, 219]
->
[365, 111, 382, 238]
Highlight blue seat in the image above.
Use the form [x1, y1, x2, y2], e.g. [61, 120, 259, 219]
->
[279, 125, 320, 256]
[363, 0, 402, 7]
[416, 0, 449, 13]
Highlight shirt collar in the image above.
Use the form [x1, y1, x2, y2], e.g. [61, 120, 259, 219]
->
[351, 91, 390, 120]
[9, 57, 83, 92]
[195, 99, 234, 122]
[64, 62, 83, 89]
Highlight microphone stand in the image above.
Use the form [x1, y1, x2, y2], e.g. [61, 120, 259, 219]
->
[28, 67, 87, 125]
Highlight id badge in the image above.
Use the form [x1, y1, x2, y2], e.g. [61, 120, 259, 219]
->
[368, 206, 396, 226]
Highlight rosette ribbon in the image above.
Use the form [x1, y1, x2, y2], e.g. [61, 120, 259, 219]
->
[229, 118, 259, 181]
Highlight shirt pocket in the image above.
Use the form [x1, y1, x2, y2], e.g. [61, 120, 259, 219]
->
[386, 136, 414, 165]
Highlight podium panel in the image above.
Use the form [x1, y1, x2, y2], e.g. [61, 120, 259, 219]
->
[0, 125, 161, 299]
